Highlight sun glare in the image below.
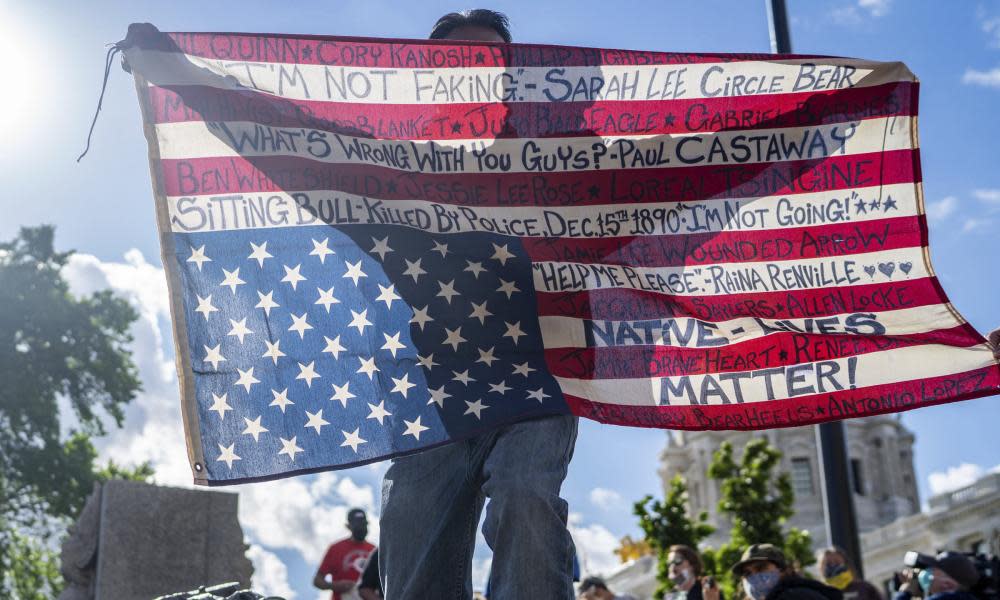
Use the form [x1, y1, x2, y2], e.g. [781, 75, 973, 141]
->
[0, 23, 41, 139]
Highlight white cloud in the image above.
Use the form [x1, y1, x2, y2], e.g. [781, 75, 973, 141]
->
[962, 217, 993, 232]
[973, 188, 1000, 207]
[832, 0, 891, 25]
[962, 67, 1000, 88]
[859, 0, 892, 17]
[589, 487, 624, 511]
[925, 196, 958, 222]
[569, 512, 622, 578]
[927, 462, 1000, 495]
[247, 544, 296, 599]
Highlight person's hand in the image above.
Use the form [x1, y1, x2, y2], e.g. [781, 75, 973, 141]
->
[989, 329, 1000, 360]
[703, 577, 721, 600]
[899, 568, 922, 596]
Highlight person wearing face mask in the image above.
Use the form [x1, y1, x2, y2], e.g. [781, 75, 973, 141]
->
[732, 544, 842, 600]
[817, 547, 883, 600]
[665, 545, 725, 600]
[893, 552, 979, 600]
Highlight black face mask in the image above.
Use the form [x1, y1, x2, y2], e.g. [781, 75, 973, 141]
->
[824, 563, 849, 579]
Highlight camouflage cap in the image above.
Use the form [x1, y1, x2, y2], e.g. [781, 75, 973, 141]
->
[731, 543, 787, 575]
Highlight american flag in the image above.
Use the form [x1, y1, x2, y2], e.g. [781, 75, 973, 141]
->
[123, 28, 999, 484]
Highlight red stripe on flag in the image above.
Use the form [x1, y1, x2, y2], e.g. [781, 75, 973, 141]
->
[544, 324, 983, 379]
[146, 82, 913, 138]
[562, 364, 1000, 430]
[534, 278, 943, 321]
[522, 217, 923, 267]
[159, 150, 918, 204]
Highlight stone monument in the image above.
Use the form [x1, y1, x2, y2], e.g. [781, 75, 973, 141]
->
[59, 480, 254, 599]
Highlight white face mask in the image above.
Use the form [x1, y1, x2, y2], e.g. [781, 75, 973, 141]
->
[671, 568, 693, 587]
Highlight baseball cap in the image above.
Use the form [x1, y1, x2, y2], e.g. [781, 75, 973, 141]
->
[926, 552, 979, 589]
[731, 544, 787, 575]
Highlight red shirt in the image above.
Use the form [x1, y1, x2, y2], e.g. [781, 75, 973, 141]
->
[318, 537, 375, 600]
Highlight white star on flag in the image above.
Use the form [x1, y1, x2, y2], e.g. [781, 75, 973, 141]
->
[476, 347, 498, 367]
[527, 388, 550, 403]
[464, 399, 488, 419]
[270, 388, 294, 412]
[209, 392, 232, 419]
[220, 267, 245, 294]
[296, 361, 320, 387]
[464, 260, 486, 278]
[402, 258, 427, 282]
[390, 373, 416, 398]
[309, 238, 335, 263]
[203, 344, 226, 370]
[403, 417, 429, 440]
[427, 385, 451, 407]
[343, 260, 367, 285]
[503, 321, 526, 345]
[418, 353, 439, 370]
[376, 283, 401, 309]
[322, 335, 347, 359]
[489, 380, 511, 395]
[248, 241, 273, 267]
[381, 332, 407, 358]
[469, 301, 493, 324]
[497, 279, 520, 299]
[443, 326, 467, 351]
[278, 436, 303, 461]
[305, 409, 330, 434]
[330, 382, 356, 407]
[315, 287, 340, 312]
[410, 306, 433, 331]
[216, 443, 240, 468]
[431, 241, 449, 257]
[357, 356, 379, 379]
[194, 294, 218, 320]
[436, 280, 460, 304]
[348, 309, 373, 334]
[370, 236, 393, 260]
[242, 416, 268, 442]
[452, 369, 475, 386]
[262, 340, 285, 364]
[341, 428, 367, 452]
[235, 368, 260, 393]
[227, 318, 254, 344]
[367, 401, 392, 424]
[490, 243, 515, 265]
[255, 290, 280, 315]
[281, 264, 306, 290]
[288, 313, 313, 339]
[187, 245, 212, 270]
[512, 362, 536, 377]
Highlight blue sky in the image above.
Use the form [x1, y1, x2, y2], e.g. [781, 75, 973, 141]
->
[4, 0, 1000, 597]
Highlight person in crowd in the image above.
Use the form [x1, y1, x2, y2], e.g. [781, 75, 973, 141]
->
[817, 547, 883, 600]
[666, 544, 724, 600]
[357, 548, 381, 600]
[732, 544, 843, 600]
[893, 552, 979, 600]
[378, 10, 581, 600]
[314, 508, 376, 600]
[577, 575, 640, 600]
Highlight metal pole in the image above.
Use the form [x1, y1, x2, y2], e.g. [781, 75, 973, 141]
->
[764, 0, 865, 578]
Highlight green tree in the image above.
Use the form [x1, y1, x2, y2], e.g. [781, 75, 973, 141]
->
[634, 474, 716, 598]
[0, 226, 148, 597]
[702, 439, 814, 597]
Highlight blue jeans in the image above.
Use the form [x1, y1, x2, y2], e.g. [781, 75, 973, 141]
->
[379, 414, 579, 600]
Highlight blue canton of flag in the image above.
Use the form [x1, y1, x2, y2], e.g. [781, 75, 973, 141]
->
[176, 225, 569, 482]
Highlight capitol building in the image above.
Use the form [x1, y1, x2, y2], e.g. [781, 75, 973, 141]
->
[605, 416, 1000, 599]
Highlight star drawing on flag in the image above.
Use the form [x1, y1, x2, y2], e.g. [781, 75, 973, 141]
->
[227, 318, 254, 344]
[370, 236, 393, 260]
[235, 367, 260, 392]
[464, 260, 487, 279]
[187, 245, 212, 270]
[343, 260, 367, 285]
[490, 243, 515, 265]
[512, 362, 535, 377]
[296, 361, 320, 387]
[418, 353, 439, 370]
[452, 369, 475, 385]
[203, 344, 225, 370]
[322, 335, 347, 359]
[497, 279, 520, 299]
[248, 241, 273, 267]
[209, 392, 232, 419]
[436, 280, 460, 304]
[410, 306, 433, 331]
[310, 238, 335, 263]
[349, 309, 373, 334]
[281, 264, 306, 290]
[376, 283, 401, 309]
[381, 332, 407, 357]
[476, 346, 498, 366]
[288, 312, 313, 339]
[220, 268, 246, 294]
[216, 443, 240, 469]
[270, 388, 294, 412]
[315, 287, 340, 312]
[278, 436, 303, 461]
[469, 301, 493, 324]
[256, 290, 280, 315]
[431, 241, 449, 257]
[242, 416, 268, 442]
[527, 388, 550, 403]
[262, 339, 286, 364]
[305, 409, 330, 434]
[403, 416, 429, 440]
[367, 401, 391, 424]
[357, 356, 379, 379]
[402, 258, 427, 283]
[489, 380, 511, 395]
[503, 321, 527, 345]
[390, 373, 416, 398]
[194, 294, 218, 320]
[330, 381, 356, 407]
[341, 428, 367, 452]
[443, 326, 467, 351]
[464, 399, 488, 419]
[427, 385, 451, 407]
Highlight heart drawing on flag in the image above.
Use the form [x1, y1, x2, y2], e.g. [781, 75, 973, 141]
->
[879, 262, 896, 277]
[864, 265, 877, 278]
[900, 261, 913, 275]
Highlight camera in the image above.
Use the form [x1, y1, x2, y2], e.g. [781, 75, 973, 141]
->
[895, 551, 999, 600]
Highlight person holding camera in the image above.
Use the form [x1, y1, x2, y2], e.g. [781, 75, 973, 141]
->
[666, 545, 724, 600]
[817, 546, 884, 600]
[894, 552, 979, 600]
[732, 544, 842, 600]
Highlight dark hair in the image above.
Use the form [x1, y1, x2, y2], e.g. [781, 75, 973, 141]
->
[429, 9, 512, 43]
[817, 546, 858, 578]
[580, 576, 609, 591]
[669, 544, 704, 576]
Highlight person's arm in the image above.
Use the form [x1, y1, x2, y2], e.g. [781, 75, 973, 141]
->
[314, 569, 333, 590]
[990, 329, 1000, 360]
